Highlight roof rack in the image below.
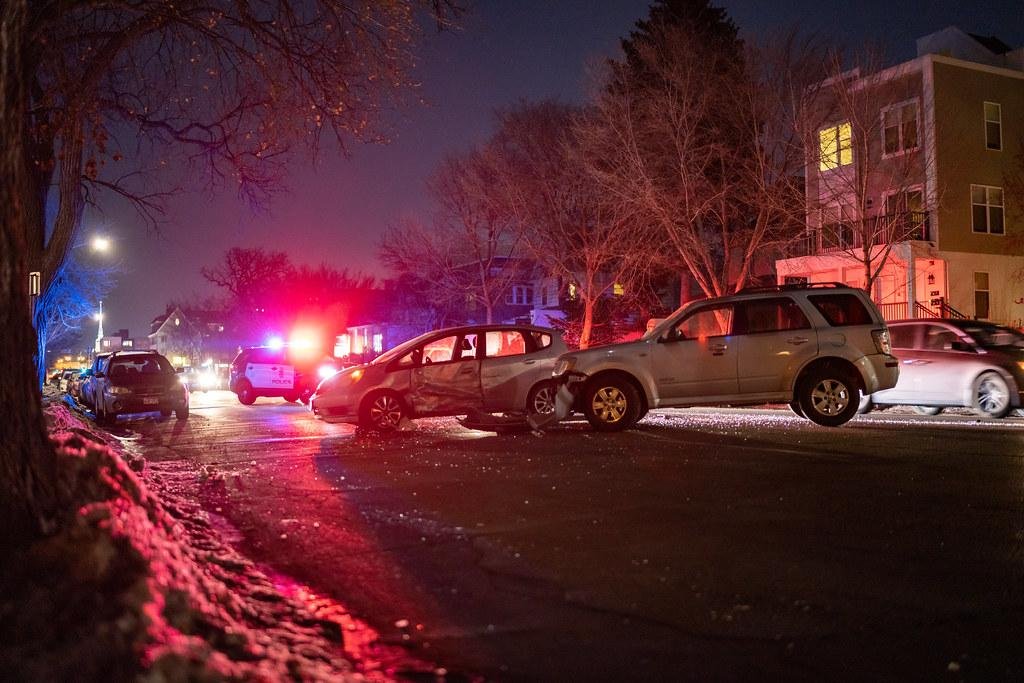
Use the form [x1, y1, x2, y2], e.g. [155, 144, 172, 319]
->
[737, 282, 849, 294]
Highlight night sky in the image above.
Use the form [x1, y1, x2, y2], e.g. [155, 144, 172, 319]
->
[85, 0, 1023, 342]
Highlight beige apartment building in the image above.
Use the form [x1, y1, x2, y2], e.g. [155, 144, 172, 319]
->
[776, 27, 1024, 327]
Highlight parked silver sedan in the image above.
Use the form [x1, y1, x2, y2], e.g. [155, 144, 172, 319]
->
[865, 319, 1024, 418]
[311, 325, 567, 431]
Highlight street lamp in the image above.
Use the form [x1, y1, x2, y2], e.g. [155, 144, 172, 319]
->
[90, 235, 111, 253]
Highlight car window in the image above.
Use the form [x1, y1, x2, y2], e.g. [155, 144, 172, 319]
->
[485, 330, 528, 357]
[250, 348, 286, 364]
[668, 305, 733, 340]
[922, 325, 962, 351]
[808, 293, 873, 326]
[530, 332, 553, 350]
[422, 335, 459, 364]
[888, 325, 917, 349]
[108, 355, 175, 379]
[735, 298, 810, 334]
[963, 324, 1024, 348]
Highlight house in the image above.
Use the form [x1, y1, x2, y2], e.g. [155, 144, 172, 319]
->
[149, 306, 233, 367]
[775, 27, 1024, 327]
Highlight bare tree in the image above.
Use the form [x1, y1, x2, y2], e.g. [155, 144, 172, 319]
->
[380, 146, 523, 325]
[33, 253, 118, 387]
[801, 49, 941, 296]
[580, 21, 818, 302]
[1, 0, 455, 539]
[201, 246, 293, 312]
[491, 101, 654, 349]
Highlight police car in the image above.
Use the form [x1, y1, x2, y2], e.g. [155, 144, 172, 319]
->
[229, 345, 339, 405]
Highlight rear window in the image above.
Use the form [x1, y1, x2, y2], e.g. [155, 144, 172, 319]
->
[888, 325, 917, 349]
[735, 298, 810, 334]
[808, 294, 874, 327]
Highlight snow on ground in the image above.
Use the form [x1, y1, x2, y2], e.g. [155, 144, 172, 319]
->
[0, 401, 366, 681]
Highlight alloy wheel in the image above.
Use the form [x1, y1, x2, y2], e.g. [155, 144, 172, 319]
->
[531, 385, 557, 415]
[591, 386, 628, 423]
[810, 379, 850, 416]
[976, 375, 1009, 416]
[369, 394, 403, 429]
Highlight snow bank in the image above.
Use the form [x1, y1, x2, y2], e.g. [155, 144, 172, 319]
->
[0, 404, 360, 681]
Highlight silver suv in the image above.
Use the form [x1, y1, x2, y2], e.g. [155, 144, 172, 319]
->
[553, 284, 899, 429]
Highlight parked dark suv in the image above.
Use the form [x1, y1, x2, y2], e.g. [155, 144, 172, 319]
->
[85, 350, 189, 425]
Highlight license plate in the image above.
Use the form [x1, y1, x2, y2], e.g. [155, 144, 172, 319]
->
[143, 397, 159, 405]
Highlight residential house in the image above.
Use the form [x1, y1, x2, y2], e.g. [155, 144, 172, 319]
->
[776, 27, 1024, 326]
[149, 306, 233, 367]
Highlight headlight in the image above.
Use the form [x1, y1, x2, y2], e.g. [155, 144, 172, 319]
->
[109, 386, 132, 395]
[199, 372, 216, 388]
[553, 357, 576, 377]
[1016, 361, 1024, 373]
[318, 364, 338, 380]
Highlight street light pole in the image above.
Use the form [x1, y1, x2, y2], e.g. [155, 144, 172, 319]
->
[94, 300, 104, 353]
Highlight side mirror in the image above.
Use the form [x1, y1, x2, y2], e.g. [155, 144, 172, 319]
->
[945, 340, 971, 352]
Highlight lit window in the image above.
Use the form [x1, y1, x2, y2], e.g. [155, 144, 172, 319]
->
[984, 102, 1001, 150]
[372, 333, 383, 354]
[568, 283, 578, 300]
[882, 101, 918, 155]
[174, 317, 180, 326]
[819, 122, 852, 171]
[613, 283, 625, 296]
[971, 185, 1004, 234]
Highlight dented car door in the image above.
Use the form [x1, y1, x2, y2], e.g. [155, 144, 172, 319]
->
[408, 333, 484, 416]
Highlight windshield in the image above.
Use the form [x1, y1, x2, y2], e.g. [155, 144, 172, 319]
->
[107, 355, 175, 381]
[964, 324, 1024, 348]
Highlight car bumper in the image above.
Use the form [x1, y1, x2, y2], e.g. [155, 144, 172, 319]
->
[102, 396, 186, 413]
[858, 353, 900, 394]
[310, 395, 358, 424]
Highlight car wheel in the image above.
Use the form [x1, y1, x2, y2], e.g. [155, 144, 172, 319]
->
[972, 372, 1011, 418]
[856, 394, 873, 415]
[300, 390, 313, 405]
[160, 407, 172, 417]
[911, 406, 943, 416]
[788, 401, 804, 418]
[797, 367, 858, 427]
[582, 376, 641, 432]
[237, 380, 256, 405]
[360, 391, 405, 432]
[283, 392, 299, 403]
[526, 381, 557, 417]
[176, 406, 189, 420]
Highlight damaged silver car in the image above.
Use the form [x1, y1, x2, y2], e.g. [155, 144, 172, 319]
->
[310, 325, 567, 431]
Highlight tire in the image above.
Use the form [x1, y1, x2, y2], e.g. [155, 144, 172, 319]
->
[972, 371, 1011, 418]
[788, 401, 804, 418]
[911, 405, 943, 416]
[283, 392, 299, 403]
[856, 394, 874, 415]
[582, 376, 642, 432]
[175, 406, 189, 420]
[526, 381, 557, 417]
[160, 407, 172, 417]
[236, 380, 256, 405]
[797, 367, 859, 427]
[359, 391, 405, 432]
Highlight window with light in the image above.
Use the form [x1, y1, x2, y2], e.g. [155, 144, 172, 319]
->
[819, 122, 852, 171]
[882, 101, 918, 155]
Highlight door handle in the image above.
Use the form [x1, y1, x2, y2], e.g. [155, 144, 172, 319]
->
[524, 360, 536, 365]
[709, 343, 728, 356]
[786, 336, 809, 345]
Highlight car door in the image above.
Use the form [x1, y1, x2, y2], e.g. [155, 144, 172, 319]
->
[733, 297, 819, 396]
[650, 303, 738, 402]
[873, 323, 923, 403]
[913, 323, 977, 404]
[248, 349, 295, 391]
[480, 329, 545, 412]
[408, 332, 483, 415]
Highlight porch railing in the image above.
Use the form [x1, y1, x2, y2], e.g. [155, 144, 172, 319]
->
[796, 211, 930, 257]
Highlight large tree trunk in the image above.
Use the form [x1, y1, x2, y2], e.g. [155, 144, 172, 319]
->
[1, 0, 60, 544]
[579, 298, 595, 350]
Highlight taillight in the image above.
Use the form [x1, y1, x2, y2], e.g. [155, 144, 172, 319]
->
[871, 329, 892, 355]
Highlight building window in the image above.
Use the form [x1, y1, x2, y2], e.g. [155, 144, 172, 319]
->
[612, 283, 625, 296]
[971, 185, 1004, 234]
[818, 122, 852, 171]
[568, 283, 577, 301]
[820, 204, 854, 250]
[984, 102, 1001, 151]
[122, 339, 133, 348]
[506, 285, 533, 306]
[974, 272, 989, 319]
[882, 101, 919, 155]
[372, 333, 383, 354]
[883, 188, 926, 240]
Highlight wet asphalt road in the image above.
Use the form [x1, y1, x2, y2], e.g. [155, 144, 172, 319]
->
[122, 391, 1024, 681]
